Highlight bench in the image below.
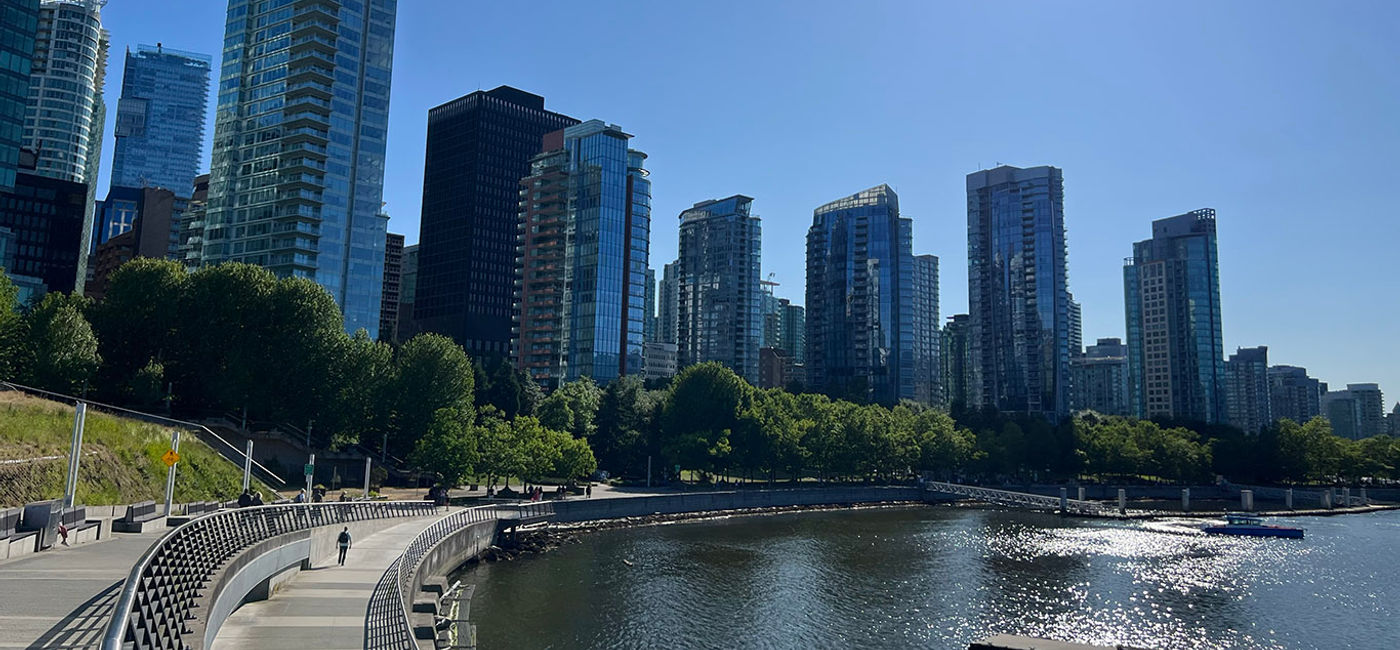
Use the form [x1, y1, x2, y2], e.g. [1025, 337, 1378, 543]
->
[113, 500, 165, 533]
[166, 500, 223, 526]
[60, 506, 102, 545]
[0, 506, 38, 560]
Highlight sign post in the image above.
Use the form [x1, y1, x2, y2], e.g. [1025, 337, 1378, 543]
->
[363, 456, 372, 499]
[63, 402, 88, 508]
[242, 440, 253, 492]
[304, 454, 315, 500]
[163, 431, 180, 517]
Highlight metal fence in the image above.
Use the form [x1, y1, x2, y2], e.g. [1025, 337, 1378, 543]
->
[367, 502, 555, 650]
[101, 501, 437, 650]
[924, 480, 1129, 517]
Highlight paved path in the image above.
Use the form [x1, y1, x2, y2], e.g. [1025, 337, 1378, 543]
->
[0, 529, 166, 649]
[211, 517, 439, 650]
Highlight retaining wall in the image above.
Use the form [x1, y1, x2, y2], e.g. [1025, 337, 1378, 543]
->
[549, 486, 928, 523]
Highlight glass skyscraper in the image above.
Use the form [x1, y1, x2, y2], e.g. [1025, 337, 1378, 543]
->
[514, 120, 650, 385]
[967, 165, 1071, 420]
[1225, 345, 1271, 433]
[912, 253, 940, 405]
[805, 184, 914, 405]
[675, 195, 762, 384]
[110, 44, 211, 195]
[1123, 209, 1225, 423]
[203, 0, 397, 337]
[415, 86, 577, 357]
[0, 0, 38, 194]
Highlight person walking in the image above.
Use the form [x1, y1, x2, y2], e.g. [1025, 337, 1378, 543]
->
[238, 490, 253, 508]
[337, 527, 352, 565]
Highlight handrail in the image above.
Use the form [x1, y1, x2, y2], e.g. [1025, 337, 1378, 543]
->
[924, 480, 1130, 517]
[101, 500, 437, 650]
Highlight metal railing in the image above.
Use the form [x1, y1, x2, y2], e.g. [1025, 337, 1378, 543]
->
[367, 502, 555, 650]
[924, 481, 1127, 517]
[101, 501, 437, 650]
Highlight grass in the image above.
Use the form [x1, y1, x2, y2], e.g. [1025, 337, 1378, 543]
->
[0, 391, 268, 507]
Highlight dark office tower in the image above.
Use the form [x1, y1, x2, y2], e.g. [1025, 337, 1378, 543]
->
[415, 87, 578, 358]
[397, 243, 418, 340]
[1225, 346, 1271, 433]
[513, 121, 651, 386]
[204, 0, 397, 337]
[1268, 365, 1324, 425]
[644, 267, 658, 343]
[379, 232, 404, 342]
[110, 44, 210, 195]
[1124, 209, 1226, 423]
[805, 184, 914, 405]
[676, 195, 762, 383]
[941, 314, 972, 409]
[779, 299, 806, 364]
[0, 0, 38, 194]
[659, 261, 679, 345]
[0, 149, 84, 295]
[912, 254, 940, 405]
[967, 165, 1071, 420]
[1070, 337, 1130, 416]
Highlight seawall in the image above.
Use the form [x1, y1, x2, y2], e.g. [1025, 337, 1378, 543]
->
[549, 485, 931, 523]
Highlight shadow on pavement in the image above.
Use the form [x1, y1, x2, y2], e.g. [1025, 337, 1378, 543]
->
[27, 580, 122, 650]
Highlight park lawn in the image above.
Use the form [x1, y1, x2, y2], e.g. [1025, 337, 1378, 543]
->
[0, 391, 266, 507]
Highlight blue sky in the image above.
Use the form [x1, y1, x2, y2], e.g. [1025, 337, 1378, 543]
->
[96, 1, 1399, 405]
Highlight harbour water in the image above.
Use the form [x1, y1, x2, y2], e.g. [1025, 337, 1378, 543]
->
[460, 506, 1400, 649]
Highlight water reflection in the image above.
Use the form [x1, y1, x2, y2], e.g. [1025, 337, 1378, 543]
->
[460, 507, 1400, 650]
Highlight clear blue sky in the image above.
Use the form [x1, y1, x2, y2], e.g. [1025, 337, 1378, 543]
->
[96, 1, 1399, 406]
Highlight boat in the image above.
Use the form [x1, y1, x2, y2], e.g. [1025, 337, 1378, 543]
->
[1202, 513, 1304, 539]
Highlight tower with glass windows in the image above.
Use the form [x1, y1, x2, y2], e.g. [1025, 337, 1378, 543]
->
[675, 195, 762, 384]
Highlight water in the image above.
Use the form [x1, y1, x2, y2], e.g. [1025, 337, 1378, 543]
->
[459, 506, 1400, 649]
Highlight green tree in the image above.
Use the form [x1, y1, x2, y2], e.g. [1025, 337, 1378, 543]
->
[409, 407, 479, 487]
[392, 333, 474, 456]
[329, 330, 396, 450]
[0, 270, 25, 380]
[537, 377, 601, 439]
[89, 258, 186, 402]
[658, 363, 751, 479]
[594, 375, 651, 475]
[170, 263, 279, 413]
[24, 292, 100, 394]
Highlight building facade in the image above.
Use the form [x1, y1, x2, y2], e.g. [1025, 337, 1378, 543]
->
[109, 43, 210, 195]
[175, 173, 208, 267]
[912, 253, 940, 405]
[396, 243, 417, 340]
[675, 195, 762, 384]
[378, 232, 403, 342]
[1267, 365, 1324, 425]
[513, 121, 651, 386]
[87, 187, 175, 299]
[1322, 383, 1384, 439]
[643, 267, 657, 343]
[1225, 346, 1271, 433]
[414, 86, 577, 357]
[659, 260, 679, 345]
[777, 298, 805, 364]
[805, 184, 914, 404]
[203, 0, 397, 337]
[0, 149, 84, 295]
[1124, 209, 1226, 424]
[1068, 296, 1082, 357]
[941, 313, 973, 410]
[967, 165, 1071, 419]
[0, 0, 38, 194]
[641, 341, 678, 383]
[1070, 337, 1129, 416]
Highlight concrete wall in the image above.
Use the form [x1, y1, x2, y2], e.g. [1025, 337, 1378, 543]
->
[412, 518, 497, 589]
[550, 486, 925, 523]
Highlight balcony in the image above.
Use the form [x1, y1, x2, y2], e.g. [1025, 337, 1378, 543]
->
[289, 34, 336, 57]
[285, 80, 333, 101]
[283, 126, 329, 144]
[283, 111, 330, 129]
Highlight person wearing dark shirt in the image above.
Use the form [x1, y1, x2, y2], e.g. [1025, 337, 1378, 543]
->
[337, 527, 352, 565]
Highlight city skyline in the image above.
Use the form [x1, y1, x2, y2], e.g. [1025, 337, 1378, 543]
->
[87, 1, 1400, 399]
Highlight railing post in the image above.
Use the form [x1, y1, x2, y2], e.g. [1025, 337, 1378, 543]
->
[1360, 487, 1368, 505]
[1117, 489, 1126, 515]
[242, 439, 253, 492]
[1343, 487, 1351, 507]
[1058, 487, 1067, 514]
[1241, 489, 1254, 512]
[64, 402, 87, 508]
[363, 455, 372, 498]
[1181, 488, 1190, 513]
[1077, 486, 1085, 501]
[1285, 488, 1293, 510]
[164, 430, 180, 517]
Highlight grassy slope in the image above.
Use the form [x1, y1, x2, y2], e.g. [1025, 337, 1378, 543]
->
[0, 392, 267, 507]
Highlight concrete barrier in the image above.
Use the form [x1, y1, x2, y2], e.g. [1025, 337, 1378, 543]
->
[550, 486, 924, 523]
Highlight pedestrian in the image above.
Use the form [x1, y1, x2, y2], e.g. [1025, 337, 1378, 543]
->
[57, 522, 69, 546]
[252, 491, 264, 506]
[586, 483, 592, 498]
[238, 490, 253, 508]
[294, 489, 306, 503]
[336, 526, 351, 565]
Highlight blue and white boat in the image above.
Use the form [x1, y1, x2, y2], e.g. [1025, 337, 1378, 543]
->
[1202, 513, 1304, 539]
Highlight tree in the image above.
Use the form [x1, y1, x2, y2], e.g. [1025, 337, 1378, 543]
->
[89, 258, 186, 403]
[170, 263, 279, 413]
[329, 330, 396, 450]
[392, 333, 474, 457]
[537, 377, 601, 439]
[475, 358, 541, 418]
[594, 375, 651, 475]
[658, 363, 751, 479]
[0, 270, 25, 380]
[409, 407, 479, 487]
[24, 292, 100, 394]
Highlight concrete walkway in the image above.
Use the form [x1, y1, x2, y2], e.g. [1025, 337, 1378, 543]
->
[0, 529, 166, 649]
[211, 517, 440, 650]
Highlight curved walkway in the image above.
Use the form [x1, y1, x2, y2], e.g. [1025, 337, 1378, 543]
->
[211, 517, 440, 650]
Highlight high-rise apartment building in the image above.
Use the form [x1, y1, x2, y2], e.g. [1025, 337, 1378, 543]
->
[1124, 209, 1226, 423]
[24, 0, 107, 291]
[110, 44, 210, 195]
[513, 121, 651, 386]
[175, 173, 209, 267]
[941, 314, 973, 409]
[643, 267, 657, 343]
[1322, 384, 1384, 440]
[1068, 296, 1083, 357]
[379, 232, 403, 342]
[1225, 346, 1271, 433]
[805, 184, 913, 404]
[415, 86, 577, 357]
[675, 195, 762, 384]
[659, 261, 679, 345]
[912, 254, 940, 405]
[203, 0, 397, 337]
[397, 243, 417, 340]
[1070, 337, 1130, 416]
[967, 165, 1071, 419]
[1267, 365, 1324, 425]
[778, 298, 805, 364]
[0, 0, 38, 194]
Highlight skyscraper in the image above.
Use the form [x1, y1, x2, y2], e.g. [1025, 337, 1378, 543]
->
[1068, 296, 1083, 357]
[1124, 209, 1226, 423]
[941, 314, 973, 410]
[1268, 365, 1324, 425]
[675, 195, 762, 383]
[967, 165, 1071, 419]
[415, 86, 577, 357]
[659, 260, 679, 345]
[397, 243, 417, 340]
[203, 0, 397, 337]
[1322, 384, 1383, 440]
[109, 44, 211, 194]
[805, 184, 914, 404]
[1225, 346, 1271, 433]
[513, 121, 651, 386]
[1070, 337, 1130, 416]
[0, 0, 37, 194]
[912, 254, 940, 405]
[0, 149, 83, 295]
[643, 267, 658, 343]
[778, 298, 805, 364]
[379, 232, 403, 342]
[24, 0, 107, 291]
